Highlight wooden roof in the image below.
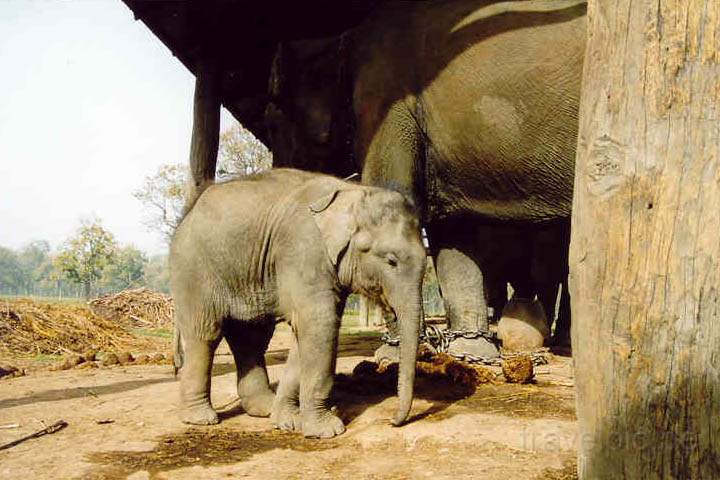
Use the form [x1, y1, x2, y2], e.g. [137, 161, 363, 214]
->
[121, 0, 382, 144]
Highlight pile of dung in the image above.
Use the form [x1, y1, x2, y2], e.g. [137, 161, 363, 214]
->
[337, 347, 497, 399]
[416, 349, 497, 389]
[502, 355, 535, 383]
[50, 350, 172, 370]
[89, 288, 174, 328]
[0, 298, 139, 356]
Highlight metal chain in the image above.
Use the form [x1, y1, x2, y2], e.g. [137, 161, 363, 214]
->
[380, 325, 549, 367]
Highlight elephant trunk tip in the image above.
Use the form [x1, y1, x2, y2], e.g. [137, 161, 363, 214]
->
[391, 408, 412, 427]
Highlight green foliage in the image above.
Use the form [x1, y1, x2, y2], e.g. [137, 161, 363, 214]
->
[0, 246, 24, 293]
[54, 218, 118, 298]
[134, 121, 271, 244]
[100, 245, 147, 292]
[0, 222, 170, 299]
[132, 327, 172, 338]
[143, 254, 170, 293]
[217, 122, 272, 178]
[133, 163, 186, 243]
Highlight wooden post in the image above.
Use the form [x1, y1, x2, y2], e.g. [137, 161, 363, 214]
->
[570, 2, 719, 478]
[359, 295, 370, 327]
[358, 295, 385, 328]
[184, 60, 221, 212]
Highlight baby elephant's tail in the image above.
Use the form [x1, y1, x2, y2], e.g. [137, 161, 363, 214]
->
[173, 326, 184, 376]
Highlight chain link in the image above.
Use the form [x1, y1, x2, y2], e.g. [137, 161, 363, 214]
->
[381, 325, 549, 367]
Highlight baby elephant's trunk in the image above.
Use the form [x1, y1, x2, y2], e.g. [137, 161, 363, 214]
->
[390, 285, 422, 426]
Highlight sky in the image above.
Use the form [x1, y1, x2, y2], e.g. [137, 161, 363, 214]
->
[0, 1, 236, 255]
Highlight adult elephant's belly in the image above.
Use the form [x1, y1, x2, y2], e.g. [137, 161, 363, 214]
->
[416, 3, 584, 224]
[426, 117, 577, 224]
[422, 69, 579, 225]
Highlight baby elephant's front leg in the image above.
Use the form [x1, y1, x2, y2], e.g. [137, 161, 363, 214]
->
[297, 302, 344, 438]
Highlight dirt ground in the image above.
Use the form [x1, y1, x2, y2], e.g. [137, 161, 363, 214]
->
[0, 325, 578, 480]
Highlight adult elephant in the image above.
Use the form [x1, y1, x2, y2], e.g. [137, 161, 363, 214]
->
[265, 0, 585, 351]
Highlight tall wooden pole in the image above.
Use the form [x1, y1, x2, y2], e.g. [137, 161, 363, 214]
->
[570, 1, 719, 478]
[184, 60, 221, 212]
[359, 295, 370, 327]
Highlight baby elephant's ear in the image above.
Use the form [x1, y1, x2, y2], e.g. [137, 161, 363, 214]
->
[309, 189, 361, 265]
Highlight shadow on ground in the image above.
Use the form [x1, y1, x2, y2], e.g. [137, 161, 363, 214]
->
[0, 333, 381, 410]
[0, 364, 236, 410]
[85, 428, 345, 479]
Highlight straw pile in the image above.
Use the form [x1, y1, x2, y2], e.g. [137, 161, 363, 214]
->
[0, 298, 138, 356]
[89, 288, 174, 328]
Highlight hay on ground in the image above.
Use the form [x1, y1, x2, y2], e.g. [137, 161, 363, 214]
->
[89, 288, 174, 328]
[0, 298, 138, 356]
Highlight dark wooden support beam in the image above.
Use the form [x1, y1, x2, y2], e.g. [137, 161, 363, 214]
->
[185, 60, 221, 212]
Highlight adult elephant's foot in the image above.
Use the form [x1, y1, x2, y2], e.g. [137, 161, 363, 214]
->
[181, 403, 219, 425]
[241, 390, 275, 417]
[301, 411, 346, 438]
[497, 298, 550, 351]
[447, 337, 499, 360]
[271, 401, 301, 432]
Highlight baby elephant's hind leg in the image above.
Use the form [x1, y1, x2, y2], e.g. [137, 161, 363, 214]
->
[224, 318, 275, 417]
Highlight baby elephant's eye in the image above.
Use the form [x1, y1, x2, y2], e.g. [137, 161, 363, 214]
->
[386, 253, 398, 267]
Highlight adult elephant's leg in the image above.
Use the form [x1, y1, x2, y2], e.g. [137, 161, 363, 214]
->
[362, 101, 425, 365]
[223, 317, 275, 417]
[435, 247, 487, 331]
[433, 226, 499, 359]
[271, 336, 301, 431]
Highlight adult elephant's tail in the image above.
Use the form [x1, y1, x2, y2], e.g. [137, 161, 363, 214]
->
[172, 326, 184, 376]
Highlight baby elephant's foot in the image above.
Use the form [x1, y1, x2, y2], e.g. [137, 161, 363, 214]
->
[241, 390, 275, 417]
[271, 401, 301, 432]
[301, 411, 346, 439]
[181, 403, 219, 425]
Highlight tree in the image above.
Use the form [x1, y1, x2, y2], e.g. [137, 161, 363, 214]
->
[133, 163, 186, 243]
[55, 218, 117, 299]
[144, 254, 170, 293]
[569, 2, 719, 478]
[0, 246, 23, 294]
[17, 240, 52, 295]
[217, 122, 272, 178]
[134, 121, 271, 243]
[100, 245, 147, 293]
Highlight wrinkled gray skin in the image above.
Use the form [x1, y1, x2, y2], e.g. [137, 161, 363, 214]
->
[170, 169, 426, 438]
[265, 0, 585, 347]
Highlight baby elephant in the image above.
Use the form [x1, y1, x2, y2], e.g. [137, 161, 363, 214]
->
[170, 169, 426, 438]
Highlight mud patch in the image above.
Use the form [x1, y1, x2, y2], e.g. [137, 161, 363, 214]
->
[448, 384, 576, 421]
[86, 427, 342, 479]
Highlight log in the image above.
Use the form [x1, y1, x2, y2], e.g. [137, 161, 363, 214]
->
[358, 295, 383, 327]
[358, 294, 370, 327]
[184, 60, 221, 212]
[570, 1, 719, 478]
